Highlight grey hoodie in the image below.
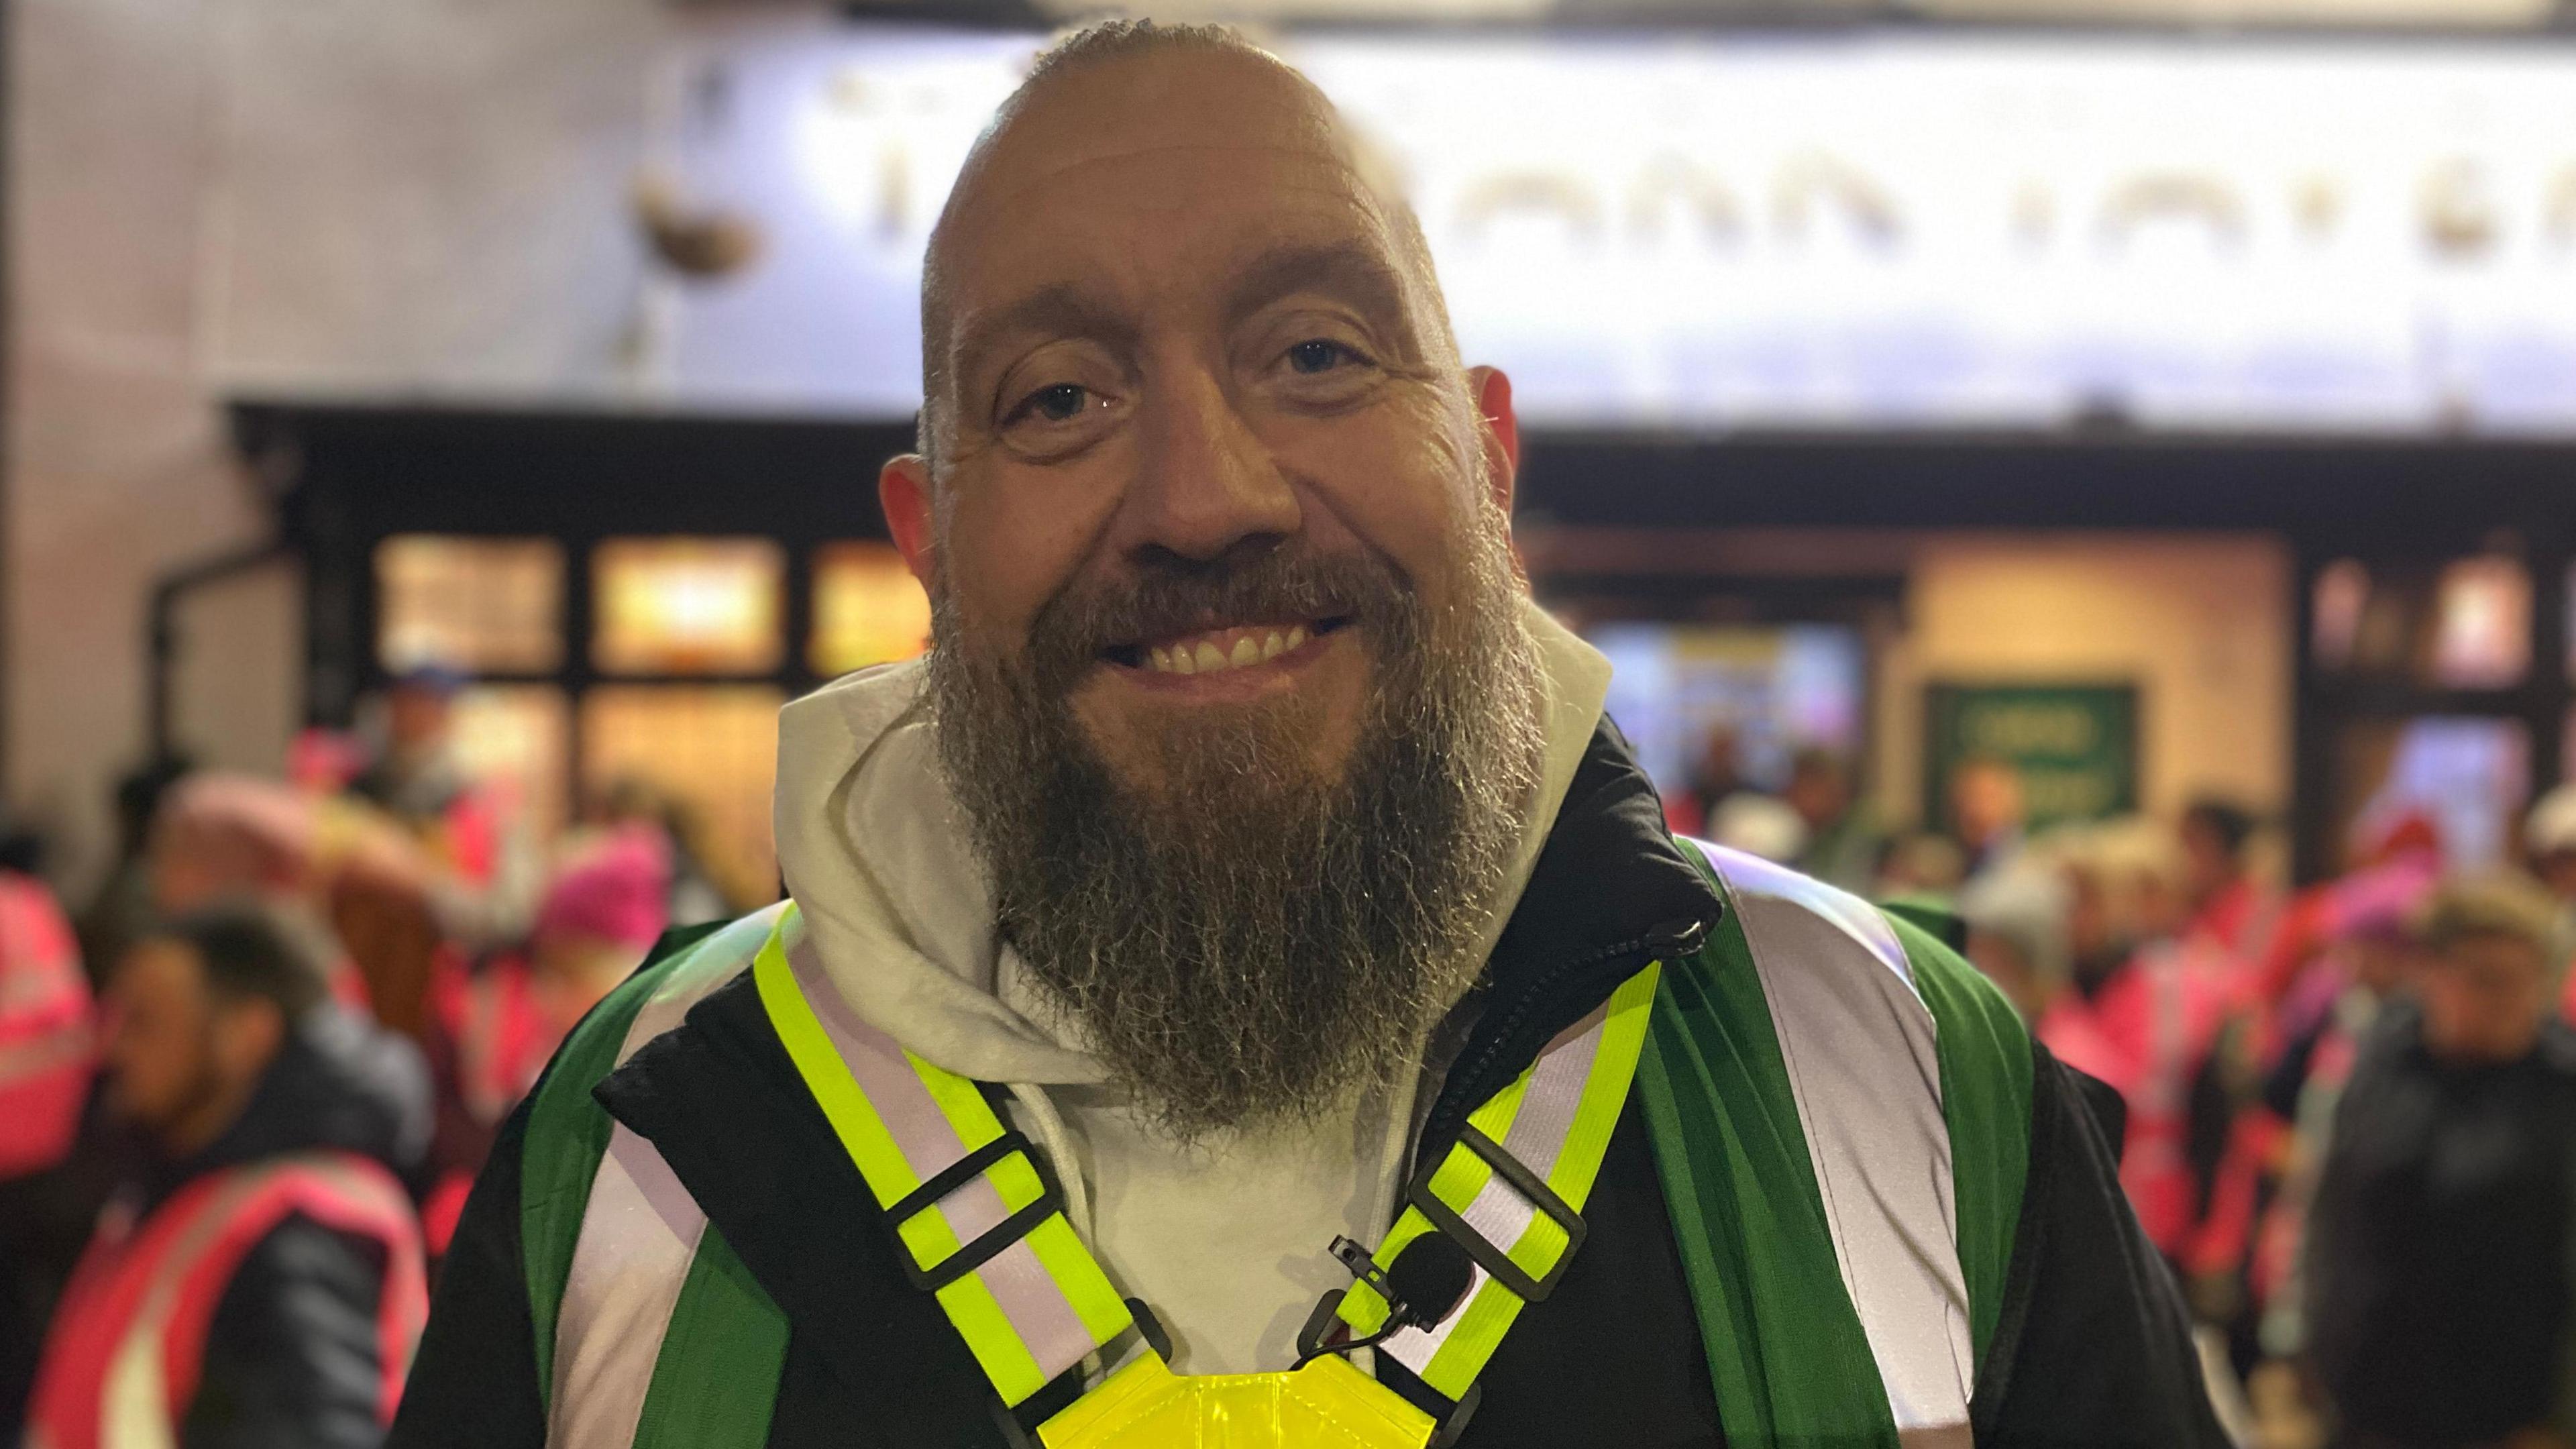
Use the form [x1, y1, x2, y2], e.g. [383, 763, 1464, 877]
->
[771, 599, 1611, 1373]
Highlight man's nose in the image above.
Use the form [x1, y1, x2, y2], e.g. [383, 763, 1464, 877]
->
[1124, 368, 1301, 564]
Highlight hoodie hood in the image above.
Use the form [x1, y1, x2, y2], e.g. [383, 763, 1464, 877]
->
[772, 595, 1613, 1085]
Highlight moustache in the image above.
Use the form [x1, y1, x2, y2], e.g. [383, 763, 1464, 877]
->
[1012, 546, 1417, 700]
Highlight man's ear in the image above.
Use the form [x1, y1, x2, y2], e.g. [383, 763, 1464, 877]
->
[1468, 366, 1519, 519]
[1467, 366, 1527, 584]
[879, 453, 937, 592]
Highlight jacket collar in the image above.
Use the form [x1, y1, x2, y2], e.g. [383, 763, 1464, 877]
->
[1417, 716, 1723, 1155]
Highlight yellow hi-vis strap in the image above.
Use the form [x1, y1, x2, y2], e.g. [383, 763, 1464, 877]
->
[1332, 963, 1663, 1401]
[750, 907, 1134, 1408]
[758, 897, 1664, 1427]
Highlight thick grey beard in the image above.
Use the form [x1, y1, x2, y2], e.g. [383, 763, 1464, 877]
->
[925, 513, 1544, 1140]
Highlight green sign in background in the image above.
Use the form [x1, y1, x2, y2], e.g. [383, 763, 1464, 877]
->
[1925, 682, 2140, 835]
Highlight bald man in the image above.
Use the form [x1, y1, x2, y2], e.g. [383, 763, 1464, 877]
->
[392, 23, 2221, 1449]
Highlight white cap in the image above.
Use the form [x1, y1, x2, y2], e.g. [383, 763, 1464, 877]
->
[2530, 784, 2576, 857]
[1957, 864, 2074, 987]
[1709, 792, 1810, 866]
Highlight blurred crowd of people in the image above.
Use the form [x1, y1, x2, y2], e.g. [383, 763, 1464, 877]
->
[0, 668, 741, 1448]
[1685, 731, 2576, 1449]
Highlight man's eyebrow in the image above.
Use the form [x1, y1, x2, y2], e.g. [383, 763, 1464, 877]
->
[948, 285, 1140, 402]
[1221, 239, 1413, 335]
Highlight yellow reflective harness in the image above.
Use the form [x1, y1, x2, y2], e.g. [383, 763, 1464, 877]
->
[750, 906, 1665, 1449]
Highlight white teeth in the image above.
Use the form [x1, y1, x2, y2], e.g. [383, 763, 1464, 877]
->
[1142, 627, 1317, 676]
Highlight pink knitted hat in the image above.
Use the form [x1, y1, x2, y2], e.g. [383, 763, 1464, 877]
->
[534, 826, 672, 951]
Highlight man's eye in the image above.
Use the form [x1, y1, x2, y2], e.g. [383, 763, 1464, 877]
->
[1285, 339, 1355, 375]
[1010, 383, 1091, 424]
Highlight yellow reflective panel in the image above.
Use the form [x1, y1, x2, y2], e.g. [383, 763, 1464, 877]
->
[578, 686, 784, 909]
[811, 541, 932, 677]
[376, 535, 565, 674]
[593, 538, 784, 676]
[1038, 1354, 1434, 1449]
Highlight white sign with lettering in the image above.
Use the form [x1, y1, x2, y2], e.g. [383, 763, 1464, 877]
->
[660, 21, 2576, 433]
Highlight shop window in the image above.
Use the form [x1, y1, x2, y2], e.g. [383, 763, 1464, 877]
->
[2332, 714, 2529, 871]
[592, 539, 784, 676]
[579, 686, 785, 910]
[2310, 559, 2369, 671]
[448, 686, 570, 843]
[2428, 556, 2530, 688]
[376, 536, 564, 674]
[1587, 623, 1866, 800]
[811, 542, 932, 676]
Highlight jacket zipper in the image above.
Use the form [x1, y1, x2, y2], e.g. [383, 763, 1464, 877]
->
[1415, 913, 1713, 1163]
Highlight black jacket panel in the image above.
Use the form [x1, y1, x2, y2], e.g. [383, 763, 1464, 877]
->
[385, 1100, 545, 1449]
[1974, 1042, 2229, 1449]
[183, 1216, 389, 1449]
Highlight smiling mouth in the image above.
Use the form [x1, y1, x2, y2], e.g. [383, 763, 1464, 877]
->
[1102, 616, 1353, 676]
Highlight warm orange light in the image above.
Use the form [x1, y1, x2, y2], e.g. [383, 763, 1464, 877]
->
[579, 686, 785, 910]
[810, 541, 931, 676]
[592, 538, 784, 676]
[447, 686, 569, 840]
[2430, 556, 2530, 689]
[376, 536, 564, 674]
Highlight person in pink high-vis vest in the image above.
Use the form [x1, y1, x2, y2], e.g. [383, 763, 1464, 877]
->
[0, 871, 91, 1182]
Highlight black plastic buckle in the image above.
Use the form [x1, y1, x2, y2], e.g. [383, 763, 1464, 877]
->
[1430, 1383, 1483, 1449]
[1122, 1296, 1173, 1364]
[1404, 1124, 1586, 1304]
[888, 1130, 1061, 1293]
[1371, 1352, 1487, 1449]
[1297, 1288, 1352, 1361]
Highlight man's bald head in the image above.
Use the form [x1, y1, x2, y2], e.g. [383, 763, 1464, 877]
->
[916, 20, 1453, 470]
[881, 21, 1540, 1138]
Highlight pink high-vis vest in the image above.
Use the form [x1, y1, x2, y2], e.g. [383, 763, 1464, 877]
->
[2039, 941, 2240, 1257]
[26, 1152, 427, 1449]
[0, 871, 92, 1179]
[435, 954, 548, 1130]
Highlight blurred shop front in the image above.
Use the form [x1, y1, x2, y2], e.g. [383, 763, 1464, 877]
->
[1516, 434, 2572, 883]
[217, 20, 2576, 890]
[225, 405, 927, 911]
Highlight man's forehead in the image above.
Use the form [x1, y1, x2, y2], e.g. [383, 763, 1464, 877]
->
[934, 48, 1407, 306]
[956, 47, 1355, 217]
[918, 42, 1456, 431]
[951, 151, 1397, 312]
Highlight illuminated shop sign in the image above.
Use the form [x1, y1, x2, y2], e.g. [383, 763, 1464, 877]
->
[659, 23, 2576, 433]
